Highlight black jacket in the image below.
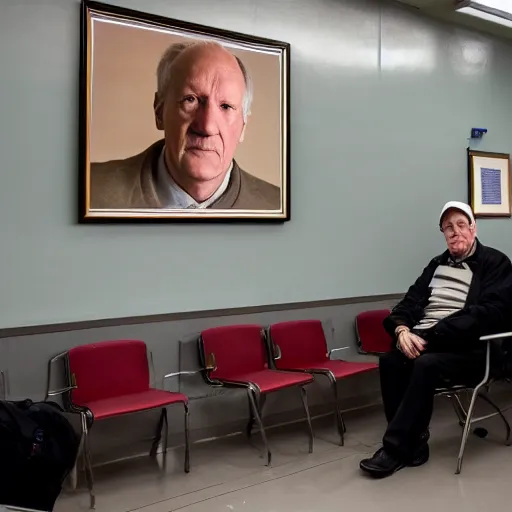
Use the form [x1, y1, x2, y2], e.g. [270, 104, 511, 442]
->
[383, 239, 512, 352]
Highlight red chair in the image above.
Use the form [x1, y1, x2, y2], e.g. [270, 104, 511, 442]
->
[45, 340, 190, 509]
[268, 320, 378, 445]
[355, 309, 394, 355]
[199, 324, 314, 465]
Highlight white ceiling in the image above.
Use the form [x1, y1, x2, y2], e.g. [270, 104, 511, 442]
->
[394, 0, 512, 39]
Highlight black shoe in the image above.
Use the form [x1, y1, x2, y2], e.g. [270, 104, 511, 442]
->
[419, 429, 430, 444]
[359, 448, 405, 478]
[409, 442, 429, 467]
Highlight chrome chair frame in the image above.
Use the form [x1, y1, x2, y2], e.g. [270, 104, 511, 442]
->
[45, 349, 192, 509]
[272, 342, 349, 445]
[355, 317, 512, 473]
[160, 370, 199, 474]
[198, 332, 314, 466]
[428, 332, 512, 474]
[450, 332, 512, 474]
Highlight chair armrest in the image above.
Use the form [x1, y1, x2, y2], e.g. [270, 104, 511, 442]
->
[328, 347, 350, 359]
[477, 332, 512, 386]
[162, 370, 200, 390]
[480, 332, 512, 341]
[46, 384, 77, 398]
[163, 371, 200, 380]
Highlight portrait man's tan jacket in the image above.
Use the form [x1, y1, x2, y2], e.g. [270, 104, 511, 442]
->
[89, 140, 281, 210]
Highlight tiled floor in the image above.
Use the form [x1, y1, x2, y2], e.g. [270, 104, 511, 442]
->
[55, 395, 512, 512]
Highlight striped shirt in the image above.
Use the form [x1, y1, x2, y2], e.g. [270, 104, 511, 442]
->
[414, 263, 473, 331]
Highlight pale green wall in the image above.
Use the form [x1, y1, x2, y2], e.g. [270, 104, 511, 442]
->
[1, 0, 512, 329]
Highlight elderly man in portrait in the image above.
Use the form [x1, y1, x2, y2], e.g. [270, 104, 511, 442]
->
[90, 41, 280, 210]
[360, 201, 512, 478]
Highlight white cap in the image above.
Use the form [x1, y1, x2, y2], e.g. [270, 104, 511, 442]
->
[439, 201, 475, 227]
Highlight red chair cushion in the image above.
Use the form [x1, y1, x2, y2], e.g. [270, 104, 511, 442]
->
[201, 325, 268, 380]
[285, 360, 377, 379]
[356, 310, 394, 354]
[225, 370, 314, 394]
[270, 320, 329, 369]
[69, 340, 151, 405]
[82, 389, 188, 421]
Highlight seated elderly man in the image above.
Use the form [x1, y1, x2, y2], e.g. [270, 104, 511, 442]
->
[360, 201, 512, 478]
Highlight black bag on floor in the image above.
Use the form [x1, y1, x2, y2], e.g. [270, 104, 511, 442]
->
[0, 399, 80, 511]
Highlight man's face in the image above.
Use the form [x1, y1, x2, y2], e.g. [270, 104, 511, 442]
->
[157, 45, 246, 185]
[441, 210, 476, 258]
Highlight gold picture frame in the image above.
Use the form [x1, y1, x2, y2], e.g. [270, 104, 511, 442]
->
[468, 149, 511, 218]
[79, 1, 290, 223]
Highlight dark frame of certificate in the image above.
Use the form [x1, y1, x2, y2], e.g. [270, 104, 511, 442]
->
[468, 149, 511, 219]
[79, 0, 291, 224]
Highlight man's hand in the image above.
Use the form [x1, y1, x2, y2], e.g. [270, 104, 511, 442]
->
[395, 327, 426, 359]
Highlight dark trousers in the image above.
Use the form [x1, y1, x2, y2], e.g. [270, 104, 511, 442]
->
[379, 348, 485, 460]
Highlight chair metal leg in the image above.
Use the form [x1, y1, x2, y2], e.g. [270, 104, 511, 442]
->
[247, 386, 271, 466]
[449, 394, 467, 426]
[150, 408, 165, 458]
[478, 393, 512, 445]
[329, 375, 345, 446]
[81, 439, 87, 473]
[300, 386, 314, 454]
[456, 385, 483, 475]
[246, 394, 266, 438]
[67, 427, 85, 491]
[184, 403, 190, 473]
[161, 408, 168, 471]
[81, 412, 95, 510]
[67, 461, 78, 491]
[246, 400, 254, 438]
[455, 340, 495, 475]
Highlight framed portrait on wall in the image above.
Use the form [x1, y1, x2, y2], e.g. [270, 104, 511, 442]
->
[79, 0, 290, 223]
[468, 149, 511, 218]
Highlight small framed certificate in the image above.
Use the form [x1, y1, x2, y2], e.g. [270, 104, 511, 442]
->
[468, 149, 511, 218]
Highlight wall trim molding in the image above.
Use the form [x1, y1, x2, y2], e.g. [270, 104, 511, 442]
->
[0, 293, 402, 338]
